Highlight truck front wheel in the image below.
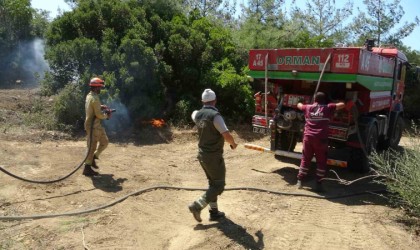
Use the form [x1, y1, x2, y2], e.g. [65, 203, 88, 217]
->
[389, 116, 404, 148]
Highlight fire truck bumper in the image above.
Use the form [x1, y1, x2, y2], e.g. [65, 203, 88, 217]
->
[244, 143, 347, 168]
[274, 150, 348, 168]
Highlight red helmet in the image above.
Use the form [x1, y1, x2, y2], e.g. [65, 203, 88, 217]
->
[89, 77, 104, 87]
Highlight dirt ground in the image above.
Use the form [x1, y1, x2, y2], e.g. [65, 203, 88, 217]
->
[0, 88, 418, 250]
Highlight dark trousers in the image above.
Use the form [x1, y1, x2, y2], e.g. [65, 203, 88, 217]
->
[297, 136, 328, 182]
[197, 152, 226, 203]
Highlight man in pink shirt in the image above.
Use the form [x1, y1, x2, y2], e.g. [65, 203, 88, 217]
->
[296, 92, 345, 192]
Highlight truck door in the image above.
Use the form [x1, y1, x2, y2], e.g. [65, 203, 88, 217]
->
[392, 60, 406, 111]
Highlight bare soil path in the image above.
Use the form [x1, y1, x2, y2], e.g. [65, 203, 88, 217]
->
[0, 88, 418, 249]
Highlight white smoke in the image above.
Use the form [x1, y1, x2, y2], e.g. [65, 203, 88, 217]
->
[102, 100, 132, 134]
[21, 38, 50, 84]
[1, 38, 50, 86]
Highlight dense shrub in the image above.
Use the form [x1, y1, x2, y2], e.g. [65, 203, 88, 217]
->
[172, 99, 194, 126]
[403, 83, 420, 119]
[53, 83, 85, 129]
[370, 126, 420, 217]
[42, 0, 253, 129]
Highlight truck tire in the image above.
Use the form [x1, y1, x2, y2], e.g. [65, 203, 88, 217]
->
[378, 115, 404, 150]
[364, 122, 379, 155]
[348, 148, 369, 173]
[389, 116, 404, 148]
[277, 130, 297, 152]
[348, 122, 378, 173]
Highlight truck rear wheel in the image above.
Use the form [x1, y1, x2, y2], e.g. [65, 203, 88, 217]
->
[378, 115, 404, 150]
[277, 130, 297, 152]
[348, 148, 369, 173]
[349, 122, 378, 173]
[364, 123, 379, 155]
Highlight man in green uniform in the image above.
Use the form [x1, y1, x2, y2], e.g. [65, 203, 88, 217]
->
[188, 89, 238, 222]
[83, 77, 111, 177]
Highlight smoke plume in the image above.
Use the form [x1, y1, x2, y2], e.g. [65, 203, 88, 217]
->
[0, 38, 50, 86]
[102, 100, 131, 135]
[23, 38, 50, 81]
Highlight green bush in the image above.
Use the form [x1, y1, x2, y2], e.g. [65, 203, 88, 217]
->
[403, 83, 420, 119]
[40, 72, 60, 96]
[203, 62, 254, 124]
[172, 99, 194, 126]
[53, 84, 85, 129]
[370, 126, 420, 217]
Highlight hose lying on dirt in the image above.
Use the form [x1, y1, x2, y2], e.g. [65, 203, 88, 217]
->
[0, 119, 96, 184]
[0, 185, 387, 221]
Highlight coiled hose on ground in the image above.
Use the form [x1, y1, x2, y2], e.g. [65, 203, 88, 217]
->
[0, 185, 388, 221]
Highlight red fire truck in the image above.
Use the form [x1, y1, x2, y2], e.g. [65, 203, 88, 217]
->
[249, 41, 407, 172]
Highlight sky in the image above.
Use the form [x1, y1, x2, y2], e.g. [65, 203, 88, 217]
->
[31, 0, 420, 51]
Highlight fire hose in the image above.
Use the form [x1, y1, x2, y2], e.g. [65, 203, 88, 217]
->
[0, 141, 387, 221]
[0, 185, 387, 221]
[312, 52, 332, 104]
[0, 107, 116, 184]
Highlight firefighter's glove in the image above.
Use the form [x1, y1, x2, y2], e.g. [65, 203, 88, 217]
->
[105, 109, 112, 120]
[345, 100, 355, 111]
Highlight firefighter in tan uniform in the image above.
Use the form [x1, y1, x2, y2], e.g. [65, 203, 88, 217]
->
[83, 77, 111, 176]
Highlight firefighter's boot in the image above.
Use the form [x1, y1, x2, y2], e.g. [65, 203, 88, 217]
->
[83, 164, 99, 176]
[188, 198, 207, 223]
[209, 209, 225, 221]
[296, 180, 303, 189]
[209, 202, 225, 221]
[92, 155, 99, 169]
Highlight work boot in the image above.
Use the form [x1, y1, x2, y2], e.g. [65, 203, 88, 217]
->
[314, 181, 325, 193]
[209, 209, 225, 221]
[296, 180, 303, 189]
[188, 202, 202, 222]
[92, 155, 99, 169]
[83, 164, 99, 177]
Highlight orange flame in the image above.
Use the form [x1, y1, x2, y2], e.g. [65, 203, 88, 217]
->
[150, 119, 165, 128]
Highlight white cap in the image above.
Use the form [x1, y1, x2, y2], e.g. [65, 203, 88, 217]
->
[201, 89, 216, 102]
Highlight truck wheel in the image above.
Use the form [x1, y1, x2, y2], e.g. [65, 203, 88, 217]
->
[364, 123, 379, 155]
[389, 116, 404, 148]
[378, 115, 404, 150]
[348, 148, 369, 173]
[349, 123, 378, 173]
[277, 130, 297, 152]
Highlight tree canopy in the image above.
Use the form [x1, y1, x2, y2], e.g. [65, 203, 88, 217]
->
[351, 0, 419, 46]
[42, 0, 253, 127]
[1, 0, 420, 127]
